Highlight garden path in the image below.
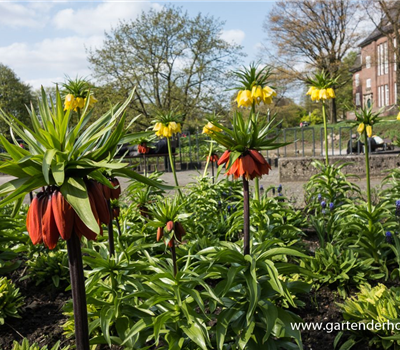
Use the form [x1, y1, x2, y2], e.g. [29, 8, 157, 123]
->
[0, 169, 385, 209]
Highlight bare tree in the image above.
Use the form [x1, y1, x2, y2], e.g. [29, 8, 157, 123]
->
[262, 0, 362, 123]
[87, 6, 243, 128]
[363, 1, 400, 106]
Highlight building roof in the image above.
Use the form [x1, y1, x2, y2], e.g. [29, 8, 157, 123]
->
[359, 5, 400, 47]
[349, 53, 362, 73]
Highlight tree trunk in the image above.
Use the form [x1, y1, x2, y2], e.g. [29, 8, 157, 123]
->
[330, 97, 337, 124]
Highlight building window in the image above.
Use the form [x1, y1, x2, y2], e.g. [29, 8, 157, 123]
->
[366, 78, 371, 89]
[355, 74, 360, 87]
[378, 44, 381, 75]
[366, 56, 371, 69]
[386, 84, 389, 105]
[356, 92, 361, 106]
[385, 42, 389, 74]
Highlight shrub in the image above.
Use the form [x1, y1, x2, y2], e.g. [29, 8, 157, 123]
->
[12, 338, 69, 350]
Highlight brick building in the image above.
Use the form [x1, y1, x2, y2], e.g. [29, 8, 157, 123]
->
[352, 26, 398, 115]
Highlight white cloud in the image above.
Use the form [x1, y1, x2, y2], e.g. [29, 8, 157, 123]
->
[52, 1, 154, 36]
[0, 3, 47, 28]
[0, 36, 104, 89]
[220, 29, 245, 45]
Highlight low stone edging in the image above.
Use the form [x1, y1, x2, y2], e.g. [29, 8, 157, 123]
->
[279, 154, 400, 182]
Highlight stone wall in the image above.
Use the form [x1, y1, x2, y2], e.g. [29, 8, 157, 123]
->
[279, 154, 400, 182]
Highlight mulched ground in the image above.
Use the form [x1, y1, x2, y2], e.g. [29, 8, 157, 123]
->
[0, 267, 73, 350]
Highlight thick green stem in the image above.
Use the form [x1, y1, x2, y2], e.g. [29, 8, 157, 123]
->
[107, 200, 115, 257]
[251, 101, 260, 201]
[322, 101, 329, 166]
[203, 142, 213, 177]
[243, 177, 250, 256]
[364, 131, 373, 231]
[67, 232, 90, 350]
[167, 137, 182, 198]
[170, 240, 178, 277]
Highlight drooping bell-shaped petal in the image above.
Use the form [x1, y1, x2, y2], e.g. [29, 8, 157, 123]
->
[218, 150, 231, 166]
[175, 221, 186, 241]
[249, 149, 267, 165]
[251, 85, 263, 104]
[237, 90, 253, 108]
[319, 89, 328, 100]
[357, 122, 365, 134]
[366, 125, 372, 138]
[327, 88, 335, 99]
[306, 86, 316, 96]
[87, 180, 110, 225]
[311, 89, 320, 101]
[242, 155, 259, 180]
[166, 221, 174, 232]
[157, 227, 164, 241]
[110, 178, 121, 200]
[51, 190, 74, 241]
[26, 194, 44, 245]
[42, 194, 61, 250]
[262, 86, 277, 99]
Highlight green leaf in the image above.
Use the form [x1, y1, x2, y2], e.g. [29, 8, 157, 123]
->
[60, 177, 99, 234]
[120, 318, 152, 345]
[43, 149, 57, 184]
[51, 161, 65, 186]
[181, 321, 209, 350]
[216, 308, 238, 350]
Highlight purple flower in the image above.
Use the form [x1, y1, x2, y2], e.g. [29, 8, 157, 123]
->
[317, 194, 322, 202]
[386, 231, 393, 243]
[260, 185, 264, 191]
[277, 184, 282, 193]
[321, 201, 326, 209]
[329, 202, 334, 211]
[396, 200, 400, 216]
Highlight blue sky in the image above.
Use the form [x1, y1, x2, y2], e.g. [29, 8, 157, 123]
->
[0, 1, 275, 90]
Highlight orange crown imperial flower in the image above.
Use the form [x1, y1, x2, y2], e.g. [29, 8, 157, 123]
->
[207, 154, 219, 162]
[218, 149, 271, 180]
[26, 184, 109, 249]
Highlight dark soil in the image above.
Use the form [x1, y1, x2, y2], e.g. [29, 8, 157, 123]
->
[298, 286, 372, 350]
[0, 267, 73, 350]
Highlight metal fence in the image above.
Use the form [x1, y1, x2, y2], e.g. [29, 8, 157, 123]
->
[131, 126, 388, 172]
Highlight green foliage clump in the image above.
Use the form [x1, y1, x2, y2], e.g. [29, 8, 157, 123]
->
[301, 243, 383, 298]
[0, 276, 24, 325]
[24, 249, 69, 288]
[337, 284, 400, 349]
[12, 338, 68, 350]
[300, 109, 323, 125]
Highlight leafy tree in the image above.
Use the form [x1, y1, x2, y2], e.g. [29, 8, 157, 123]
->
[262, 0, 362, 123]
[0, 64, 34, 137]
[88, 6, 244, 129]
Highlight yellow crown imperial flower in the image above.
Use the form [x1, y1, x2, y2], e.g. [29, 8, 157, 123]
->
[84, 95, 98, 108]
[251, 85, 263, 104]
[64, 94, 77, 111]
[327, 88, 335, 99]
[319, 89, 329, 100]
[366, 125, 372, 138]
[75, 97, 85, 110]
[262, 86, 276, 104]
[237, 90, 253, 108]
[203, 122, 222, 135]
[397, 112, 400, 121]
[357, 122, 365, 134]
[306, 86, 316, 95]
[311, 89, 320, 101]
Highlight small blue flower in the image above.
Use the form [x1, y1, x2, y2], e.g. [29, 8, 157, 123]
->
[396, 200, 400, 216]
[260, 185, 264, 191]
[321, 201, 326, 209]
[329, 202, 334, 211]
[278, 193, 283, 197]
[227, 205, 231, 212]
[277, 184, 282, 193]
[272, 187, 276, 195]
[317, 194, 322, 202]
[386, 231, 393, 243]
